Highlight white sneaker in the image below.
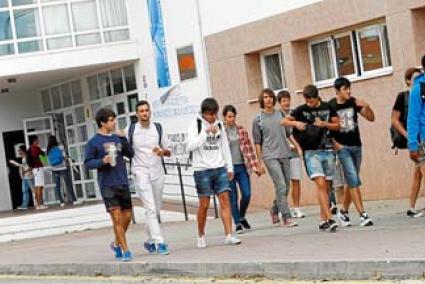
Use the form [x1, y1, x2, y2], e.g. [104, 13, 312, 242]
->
[289, 208, 296, 218]
[224, 235, 241, 245]
[38, 205, 48, 210]
[293, 208, 305, 218]
[337, 209, 352, 227]
[197, 235, 207, 248]
[73, 200, 83, 206]
[360, 212, 374, 227]
[60, 203, 65, 208]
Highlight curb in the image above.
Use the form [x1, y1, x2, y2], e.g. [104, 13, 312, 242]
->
[1, 260, 424, 280]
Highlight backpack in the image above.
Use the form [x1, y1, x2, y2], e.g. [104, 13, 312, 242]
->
[390, 91, 409, 150]
[48, 147, 64, 166]
[128, 121, 167, 173]
[293, 124, 325, 151]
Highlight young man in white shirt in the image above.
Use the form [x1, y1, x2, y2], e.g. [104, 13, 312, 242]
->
[187, 97, 241, 248]
[125, 100, 171, 255]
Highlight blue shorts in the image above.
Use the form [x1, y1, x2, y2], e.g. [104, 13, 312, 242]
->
[194, 167, 231, 197]
[304, 150, 335, 180]
[336, 145, 362, 188]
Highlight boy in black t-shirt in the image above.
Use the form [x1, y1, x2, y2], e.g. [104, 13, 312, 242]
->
[329, 77, 375, 227]
[283, 85, 340, 232]
[391, 68, 424, 218]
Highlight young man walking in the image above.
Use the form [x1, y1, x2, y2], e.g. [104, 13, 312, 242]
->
[85, 108, 134, 261]
[392, 67, 423, 217]
[283, 85, 339, 232]
[125, 100, 170, 255]
[253, 89, 297, 227]
[277, 90, 305, 219]
[329, 77, 375, 227]
[187, 97, 241, 248]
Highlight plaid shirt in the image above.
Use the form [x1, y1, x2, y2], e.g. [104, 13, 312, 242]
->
[235, 124, 259, 171]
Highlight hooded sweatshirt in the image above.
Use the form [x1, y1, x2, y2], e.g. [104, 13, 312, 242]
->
[186, 114, 233, 173]
[407, 73, 425, 151]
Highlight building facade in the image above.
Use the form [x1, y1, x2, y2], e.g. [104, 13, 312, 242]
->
[205, 0, 425, 207]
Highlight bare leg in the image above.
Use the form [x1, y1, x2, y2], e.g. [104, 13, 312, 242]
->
[109, 209, 129, 252]
[410, 166, 422, 209]
[315, 177, 332, 221]
[218, 192, 233, 235]
[291, 180, 301, 207]
[197, 197, 210, 237]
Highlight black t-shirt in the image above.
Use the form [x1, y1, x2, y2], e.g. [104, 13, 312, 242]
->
[291, 101, 337, 150]
[392, 91, 409, 126]
[328, 97, 363, 146]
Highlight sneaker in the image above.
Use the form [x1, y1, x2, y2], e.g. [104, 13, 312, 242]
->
[293, 208, 305, 218]
[407, 209, 424, 218]
[224, 235, 241, 245]
[330, 203, 338, 215]
[121, 250, 132, 262]
[235, 224, 244, 234]
[144, 242, 156, 254]
[360, 212, 374, 226]
[110, 242, 123, 259]
[327, 219, 338, 232]
[157, 243, 170, 255]
[38, 205, 48, 210]
[60, 203, 65, 208]
[319, 221, 330, 231]
[290, 208, 296, 218]
[197, 235, 207, 248]
[240, 218, 251, 230]
[17, 206, 28, 210]
[337, 209, 352, 227]
[73, 200, 83, 206]
[282, 218, 298, 227]
[270, 209, 280, 224]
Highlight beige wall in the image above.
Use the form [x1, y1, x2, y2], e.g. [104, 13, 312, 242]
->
[206, 0, 425, 208]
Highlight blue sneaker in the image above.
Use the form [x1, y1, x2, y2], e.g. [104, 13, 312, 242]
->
[157, 243, 170, 255]
[109, 242, 123, 259]
[144, 242, 156, 254]
[122, 250, 132, 262]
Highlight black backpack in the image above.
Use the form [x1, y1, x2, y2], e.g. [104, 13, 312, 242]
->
[293, 124, 325, 151]
[390, 91, 409, 150]
[128, 121, 167, 173]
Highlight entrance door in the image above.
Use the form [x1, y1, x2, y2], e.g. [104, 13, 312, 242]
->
[3, 130, 26, 209]
[23, 116, 56, 204]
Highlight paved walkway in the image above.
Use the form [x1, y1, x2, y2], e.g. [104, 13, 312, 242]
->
[0, 198, 424, 280]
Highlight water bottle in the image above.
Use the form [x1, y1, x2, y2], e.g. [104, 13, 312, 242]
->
[107, 144, 117, 167]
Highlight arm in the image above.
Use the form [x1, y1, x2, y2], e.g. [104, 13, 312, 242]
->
[220, 125, 234, 173]
[84, 141, 106, 169]
[239, 127, 259, 171]
[357, 98, 375, 122]
[186, 121, 208, 152]
[120, 136, 134, 159]
[157, 128, 171, 157]
[391, 110, 407, 138]
[407, 84, 422, 152]
[283, 115, 306, 131]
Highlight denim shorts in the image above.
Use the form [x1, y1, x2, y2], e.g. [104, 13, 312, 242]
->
[304, 150, 335, 180]
[194, 167, 230, 197]
[336, 145, 362, 188]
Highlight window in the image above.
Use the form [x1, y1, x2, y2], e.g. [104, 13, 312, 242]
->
[71, 1, 99, 32]
[124, 65, 136, 91]
[309, 23, 392, 84]
[0, 43, 14, 55]
[260, 49, 285, 91]
[14, 8, 41, 38]
[17, 40, 42, 53]
[42, 4, 69, 35]
[0, 0, 8, 8]
[99, 0, 128, 28]
[177, 45, 197, 81]
[0, 11, 12, 41]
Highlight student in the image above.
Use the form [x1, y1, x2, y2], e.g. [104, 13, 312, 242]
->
[47, 135, 78, 207]
[85, 108, 134, 262]
[329, 77, 375, 227]
[125, 100, 171, 255]
[223, 104, 261, 234]
[408, 55, 425, 200]
[277, 90, 305, 219]
[252, 89, 297, 227]
[187, 98, 241, 248]
[283, 85, 339, 232]
[392, 67, 424, 217]
[28, 135, 47, 210]
[9, 145, 35, 210]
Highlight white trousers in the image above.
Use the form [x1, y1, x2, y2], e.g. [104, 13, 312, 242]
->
[134, 169, 165, 244]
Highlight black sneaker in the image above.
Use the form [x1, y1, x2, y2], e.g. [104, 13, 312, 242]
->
[337, 209, 352, 227]
[330, 203, 338, 215]
[360, 212, 374, 226]
[319, 221, 330, 231]
[235, 224, 244, 234]
[407, 209, 424, 218]
[240, 218, 251, 230]
[327, 219, 338, 232]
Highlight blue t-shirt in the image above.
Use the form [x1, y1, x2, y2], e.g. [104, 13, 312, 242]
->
[84, 133, 134, 190]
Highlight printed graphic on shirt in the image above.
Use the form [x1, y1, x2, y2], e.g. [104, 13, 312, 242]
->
[337, 107, 356, 133]
[203, 130, 221, 151]
[103, 142, 122, 156]
[302, 110, 330, 123]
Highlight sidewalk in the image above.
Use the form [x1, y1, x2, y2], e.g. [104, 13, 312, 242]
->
[0, 198, 424, 280]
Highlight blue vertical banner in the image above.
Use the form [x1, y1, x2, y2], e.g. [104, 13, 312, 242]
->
[147, 0, 171, 88]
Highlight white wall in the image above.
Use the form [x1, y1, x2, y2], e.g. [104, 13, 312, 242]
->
[198, 0, 323, 36]
[0, 91, 43, 211]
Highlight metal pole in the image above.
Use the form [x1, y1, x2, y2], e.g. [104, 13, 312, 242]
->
[177, 161, 189, 221]
[213, 194, 218, 219]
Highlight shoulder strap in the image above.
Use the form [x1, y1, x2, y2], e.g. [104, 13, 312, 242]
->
[128, 122, 136, 147]
[154, 122, 163, 147]
[197, 118, 202, 134]
[402, 91, 409, 124]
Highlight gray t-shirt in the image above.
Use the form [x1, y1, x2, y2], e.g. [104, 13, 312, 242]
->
[227, 126, 244, 165]
[252, 110, 292, 160]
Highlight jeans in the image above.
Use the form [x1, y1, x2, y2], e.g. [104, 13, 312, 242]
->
[52, 169, 76, 203]
[21, 178, 34, 208]
[264, 158, 291, 219]
[336, 146, 362, 187]
[229, 164, 251, 226]
[304, 150, 335, 180]
[193, 167, 230, 197]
